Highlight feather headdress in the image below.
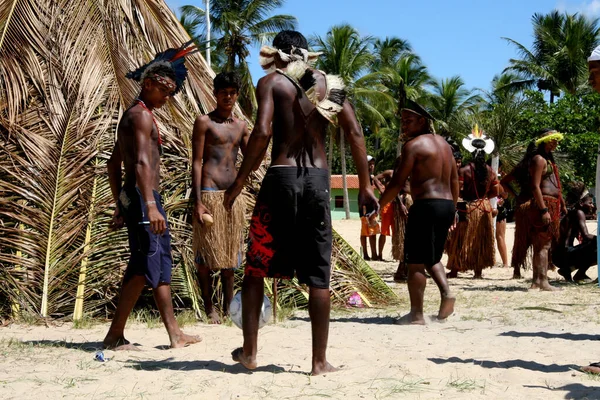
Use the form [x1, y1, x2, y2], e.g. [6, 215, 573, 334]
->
[126, 40, 199, 94]
[259, 45, 322, 73]
[462, 124, 494, 154]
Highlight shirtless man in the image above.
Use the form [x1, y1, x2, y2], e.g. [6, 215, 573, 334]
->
[223, 30, 379, 375]
[192, 72, 249, 324]
[104, 62, 200, 349]
[380, 101, 458, 325]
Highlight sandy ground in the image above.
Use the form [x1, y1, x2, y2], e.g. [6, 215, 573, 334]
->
[2, 221, 600, 399]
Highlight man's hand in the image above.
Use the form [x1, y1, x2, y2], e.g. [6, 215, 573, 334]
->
[109, 207, 124, 231]
[541, 211, 551, 225]
[147, 205, 167, 235]
[399, 202, 409, 219]
[193, 202, 210, 225]
[359, 187, 379, 217]
[224, 181, 243, 211]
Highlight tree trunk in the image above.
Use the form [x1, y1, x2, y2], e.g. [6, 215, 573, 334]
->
[340, 128, 351, 219]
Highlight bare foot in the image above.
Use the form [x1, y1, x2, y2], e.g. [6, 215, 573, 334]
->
[103, 335, 139, 351]
[539, 282, 561, 292]
[473, 274, 483, 279]
[231, 347, 257, 370]
[311, 361, 339, 376]
[207, 309, 222, 324]
[582, 363, 600, 374]
[438, 295, 455, 320]
[395, 313, 426, 325]
[170, 332, 202, 348]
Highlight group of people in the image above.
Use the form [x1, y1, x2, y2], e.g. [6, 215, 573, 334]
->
[100, 28, 600, 375]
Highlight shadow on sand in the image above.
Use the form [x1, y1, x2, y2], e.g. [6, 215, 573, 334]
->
[123, 357, 292, 374]
[499, 331, 599, 341]
[460, 285, 528, 292]
[427, 356, 578, 373]
[289, 315, 398, 325]
[523, 383, 600, 400]
[21, 339, 108, 352]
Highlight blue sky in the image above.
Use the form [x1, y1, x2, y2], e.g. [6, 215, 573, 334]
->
[167, 0, 600, 92]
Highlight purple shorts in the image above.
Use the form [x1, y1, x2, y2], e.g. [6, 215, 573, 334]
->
[119, 188, 172, 289]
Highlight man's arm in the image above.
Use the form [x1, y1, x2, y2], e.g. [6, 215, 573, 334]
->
[133, 111, 166, 234]
[337, 100, 379, 213]
[451, 158, 459, 204]
[380, 143, 415, 208]
[577, 209, 595, 241]
[224, 76, 274, 209]
[192, 116, 209, 221]
[500, 171, 518, 198]
[239, 120, 250, 156]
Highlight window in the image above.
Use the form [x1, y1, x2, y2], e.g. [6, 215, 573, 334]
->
[335, 196, 344, 209]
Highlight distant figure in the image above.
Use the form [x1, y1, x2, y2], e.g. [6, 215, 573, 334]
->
[380, 100, 458, 324]
[223, 30, 378, 375]
[191, 72, 249, 324]
[448, 127, 498, 279]
[502, 129, 566, 290]
[373, 168, 395, 261]
[103, 44, 201, 350]
[555, 182, 597, 282]
[360, 155, 380, 260]
[492, 161, 510, 268]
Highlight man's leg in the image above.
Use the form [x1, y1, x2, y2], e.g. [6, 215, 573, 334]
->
[232, 275, 263, 370]
[531, 233, 559, 291]
[426, 262, 455, 320]
[103, 274, 146, 350]
[496, 220, 509, 267]
[378, 235, 387, 261]
[369, 235, 378, 260]
[397, 263, 427, 325]
[196, 264, 220, 324]
[360, 236, 370, 260]
[153, 283, 202, 348]
[309, 286, 338, 376]
[221, 269, 235, 316]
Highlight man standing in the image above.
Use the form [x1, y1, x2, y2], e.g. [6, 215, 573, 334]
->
[380, 101, 458, 325]
[223, 30, 378, 375]
[373, 169, 394, 261]
[360, 156, 381, 260]
[103, 46, 201, 349]
[192, 72, 249, 324]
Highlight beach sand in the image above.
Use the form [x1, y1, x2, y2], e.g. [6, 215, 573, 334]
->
[1, 221, 600, 399]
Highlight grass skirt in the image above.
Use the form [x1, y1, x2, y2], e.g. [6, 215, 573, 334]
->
[193, 190, 246, 270]
[511, 196, 561, 270]
[392, 195, 413, 261]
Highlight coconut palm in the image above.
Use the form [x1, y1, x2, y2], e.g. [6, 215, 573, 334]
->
[179, 0, 298, 116]
[504, 10, 600, 102]
[311, 24, 394, 219]
[427, 76, 482, 136]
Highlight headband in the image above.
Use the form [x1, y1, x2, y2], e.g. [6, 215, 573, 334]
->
[535, 132, 564, 145]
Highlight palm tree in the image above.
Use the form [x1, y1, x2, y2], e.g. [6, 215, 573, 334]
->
[372, 37, 412, 71]
[180, 0, 298, 116]
[504, 10, 600, 102]
[312, 24, 394, 219]
[427, 76, 481, 136]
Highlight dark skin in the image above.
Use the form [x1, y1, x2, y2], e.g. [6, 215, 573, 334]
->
[361, 160, 379, 260]
[103, 76, 201, 350]
[223, 56, 378, 376]
[192, 86, 250, 324]
[373, 169, 393, 261]
[380, 110, 458, 325]
[557, 197, 595, 282]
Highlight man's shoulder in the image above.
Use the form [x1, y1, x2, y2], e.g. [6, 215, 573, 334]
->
[123, 105, 152, 128]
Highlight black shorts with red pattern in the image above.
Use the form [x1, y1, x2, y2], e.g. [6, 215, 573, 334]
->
[245, 167, 332, 289]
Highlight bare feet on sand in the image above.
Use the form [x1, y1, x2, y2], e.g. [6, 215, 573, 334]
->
[207, 309, 221, 324]
[438, 295, 455, 320]
[395, 313, 426, 325]
[170, 332, 202, 348]
[103, 336, 140, 351]
[529, 282, 561, 291]
[231, 347, 257, 370]
[311, 361, 339, 376]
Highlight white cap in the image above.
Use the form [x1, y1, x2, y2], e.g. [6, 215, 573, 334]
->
[589, 45, 600, 62]
[367, 155, 374, 162]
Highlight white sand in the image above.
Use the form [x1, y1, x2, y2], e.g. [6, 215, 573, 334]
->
[1, 221, 600, 399]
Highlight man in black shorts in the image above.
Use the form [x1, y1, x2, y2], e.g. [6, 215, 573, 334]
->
[380, 100, 458, 324]
[224, 30, 378, 375]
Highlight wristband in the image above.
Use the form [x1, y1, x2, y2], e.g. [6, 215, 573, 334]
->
[539, 207, 548, 214]
[145, 201, 157, 206]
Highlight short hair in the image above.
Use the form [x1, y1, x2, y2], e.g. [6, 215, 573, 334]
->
[273, 30, 308, 54]
[566, 181, 592, 207]
[148, 64, 176, 82]
[214, 72, 241, 92]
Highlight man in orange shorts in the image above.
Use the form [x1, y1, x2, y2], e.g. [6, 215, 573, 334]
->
[360, 156, 380, 260]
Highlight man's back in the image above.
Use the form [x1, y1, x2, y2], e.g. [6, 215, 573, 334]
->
[460, 163, 495, 201]
[258, 70, 330, 168]
[405, 134, 455, 201]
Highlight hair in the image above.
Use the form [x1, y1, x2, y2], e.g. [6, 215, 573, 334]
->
[214, 71, 241, 92]
[146, 64, 176, 82]
[512, 128, 557, 189]
[445, 136, 463, 161]
[273, 30, 308, 55]
[565, 181, 592, 208]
